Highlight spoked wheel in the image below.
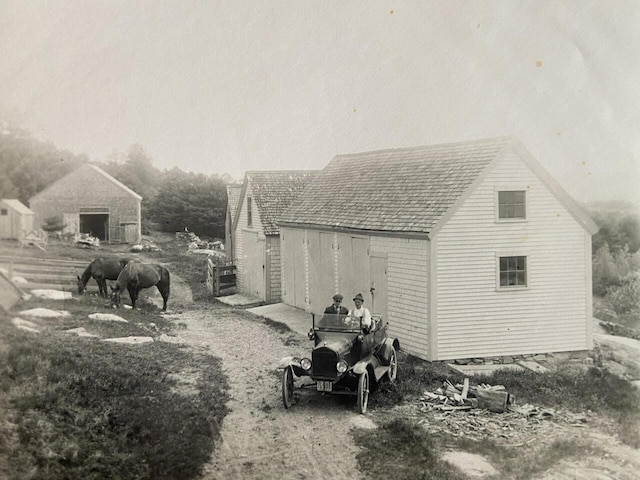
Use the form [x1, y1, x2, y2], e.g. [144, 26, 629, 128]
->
[385, 347, 398, 384]
[357, 370, 369, 414]
[282, 366, 294, 409]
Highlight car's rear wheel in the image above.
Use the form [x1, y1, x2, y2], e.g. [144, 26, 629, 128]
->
[384, 346, 398, 384]
[357, 370, 369, 414]
[282, 366, 294, 409]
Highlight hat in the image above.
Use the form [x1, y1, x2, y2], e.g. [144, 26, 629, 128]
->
[332, 294, 343, 301]
[353, 293, 364, 302]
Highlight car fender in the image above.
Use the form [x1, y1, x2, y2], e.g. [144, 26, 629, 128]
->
[278, 356, 301, 369]
[375, 338, 400, 366]
[353, 356, 379, 375]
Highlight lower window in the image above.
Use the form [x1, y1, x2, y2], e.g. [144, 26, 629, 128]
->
[499, 256, 527, 287]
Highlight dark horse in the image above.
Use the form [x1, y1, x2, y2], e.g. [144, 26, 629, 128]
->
[77, 257, 133, 297]
[110, 263, 170, 312]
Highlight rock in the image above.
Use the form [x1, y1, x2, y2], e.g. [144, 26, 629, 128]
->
[130, 244, 144, 252]
[12, 317, 40, 333]
[30, 289, 72, 300]
[103, 336, 154, 344]
[65, 327, 99, 338]
[20, 308, 70, 318]
[156, 333, 186, 344]
[88, 313, 128, 323]
[442, 451, 498, 478]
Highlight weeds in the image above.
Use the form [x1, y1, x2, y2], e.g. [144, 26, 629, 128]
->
[0, 318, 229, 480]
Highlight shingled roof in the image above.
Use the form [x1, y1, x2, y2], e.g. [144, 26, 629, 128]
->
[279, 137, 515, 234]
[240, 171, 319, 235]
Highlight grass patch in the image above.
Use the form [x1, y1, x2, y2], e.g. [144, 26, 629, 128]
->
[0, 315, 229, 480]
[353, 418, 466, 480]
[447, 434, 600, 480]
[354, 418, 601, 480]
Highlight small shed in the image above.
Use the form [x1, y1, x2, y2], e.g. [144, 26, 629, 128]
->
[0, 199, 35, 240]
[29, 164, 142, 243]
[233, 170, 318, 303]
[279, 137, 598, 362]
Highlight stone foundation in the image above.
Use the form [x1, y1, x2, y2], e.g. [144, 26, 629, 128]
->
[452, 350, 591, 367]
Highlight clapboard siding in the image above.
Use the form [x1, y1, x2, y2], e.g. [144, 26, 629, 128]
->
[435, 147, 590, 360]
[234, 183, 262, 294]
[370, 236, 430, 359]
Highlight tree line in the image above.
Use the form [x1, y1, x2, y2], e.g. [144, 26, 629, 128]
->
[0, 125, 232, 239]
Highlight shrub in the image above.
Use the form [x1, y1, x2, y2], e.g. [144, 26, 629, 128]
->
[40, 216, 64, 233]
[593, 244, 637, 296]
[606, 272, 640, 315]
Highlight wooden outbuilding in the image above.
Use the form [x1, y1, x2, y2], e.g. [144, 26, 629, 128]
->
[232, 170, 318, 303]
[0, 199, 34, 239]
[278, 137, 598, 362]
[29, 164, 142, 243]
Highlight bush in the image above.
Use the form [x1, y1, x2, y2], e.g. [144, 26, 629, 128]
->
[593, 244, 638, 296]
[40, 216, 64, 233]
[606, 272, 640, 315]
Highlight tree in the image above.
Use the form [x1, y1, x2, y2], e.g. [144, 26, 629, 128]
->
[146, 168, 227, 238]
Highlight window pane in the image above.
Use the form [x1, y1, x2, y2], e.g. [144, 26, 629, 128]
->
[499, 255, 527, 288]
[498, 191, 526, 219]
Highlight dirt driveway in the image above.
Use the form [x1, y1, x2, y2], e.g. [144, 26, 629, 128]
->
[166, 304, 373, 480]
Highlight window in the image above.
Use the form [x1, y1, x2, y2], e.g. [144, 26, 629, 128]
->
[0, 209, 7, 216]
[499, 256, 527, 287]
[247, 197, 252, 227]
[498, 191, 526, 219]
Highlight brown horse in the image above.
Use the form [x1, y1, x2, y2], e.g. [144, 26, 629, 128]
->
[77, 257, 133, 297]
[110, 262, 170, 312]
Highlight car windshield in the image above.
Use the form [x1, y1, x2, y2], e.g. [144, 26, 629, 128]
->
[313, 313, 361, 332]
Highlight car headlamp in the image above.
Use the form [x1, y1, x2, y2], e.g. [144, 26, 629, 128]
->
[336, 360, 348, 373]
[300, 358, 312, 370]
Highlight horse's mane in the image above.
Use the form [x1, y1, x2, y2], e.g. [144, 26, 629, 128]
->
[80, 259, 98, 286]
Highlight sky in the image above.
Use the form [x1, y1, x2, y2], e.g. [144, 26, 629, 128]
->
[1, 0, 639, 207]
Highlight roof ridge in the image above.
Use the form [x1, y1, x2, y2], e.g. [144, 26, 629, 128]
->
[335, 135, 515, 160]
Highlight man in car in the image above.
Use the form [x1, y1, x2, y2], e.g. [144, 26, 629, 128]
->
[324, 293, 349, 316]
[349, 293, 372, 331]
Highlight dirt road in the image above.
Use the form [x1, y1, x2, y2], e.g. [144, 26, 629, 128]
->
[166, 304, 373, 480]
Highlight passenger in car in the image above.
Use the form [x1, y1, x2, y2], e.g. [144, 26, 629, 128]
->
[348, 293, 372, 331]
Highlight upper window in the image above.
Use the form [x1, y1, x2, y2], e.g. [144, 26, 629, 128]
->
[499, 256, 527, 287]
[0, 209, 7, 216]
[247, 197, 252, 227]
[498, 191, 526, 219]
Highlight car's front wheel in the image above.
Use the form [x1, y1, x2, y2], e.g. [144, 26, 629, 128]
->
[282, 366, 294, 409]
[384, 346, 398, 384]
[357, 370, 369, 414]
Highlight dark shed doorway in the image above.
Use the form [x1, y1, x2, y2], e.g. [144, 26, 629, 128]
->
[80, 213, 109, 240]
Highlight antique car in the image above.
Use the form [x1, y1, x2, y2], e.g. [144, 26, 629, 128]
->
[279, 313, 400, 414]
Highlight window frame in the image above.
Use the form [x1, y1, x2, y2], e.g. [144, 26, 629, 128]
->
[495, 189, 527, 222]
[496, 254, 528, 291]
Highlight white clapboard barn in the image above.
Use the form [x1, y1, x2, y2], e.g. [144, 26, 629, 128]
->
[29, 164, 142, 243]
[278, 137, 598, 362]
[0, 199, 34, 239]
[232, 170, 318, 303]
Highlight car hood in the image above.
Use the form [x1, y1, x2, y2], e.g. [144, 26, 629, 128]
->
[313, 336, 353, 355]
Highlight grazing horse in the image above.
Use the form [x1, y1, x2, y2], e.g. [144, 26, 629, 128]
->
[110, 263, 170, 312]
[77, 257, 133, 297]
